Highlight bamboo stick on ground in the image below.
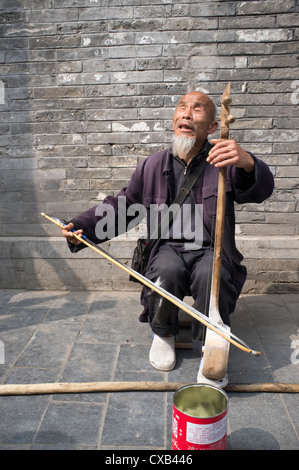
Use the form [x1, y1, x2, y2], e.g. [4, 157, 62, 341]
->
[0, 381, 298, 396]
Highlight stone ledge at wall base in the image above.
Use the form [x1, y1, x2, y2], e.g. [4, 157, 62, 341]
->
[0, 235, 298, 293]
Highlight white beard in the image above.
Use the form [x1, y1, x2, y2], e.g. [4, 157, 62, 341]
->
[172, 135, 197, 159]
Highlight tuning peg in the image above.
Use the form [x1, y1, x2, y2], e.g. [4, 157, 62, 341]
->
[222, 96, 232, 107]
[225, 114, 235, 125]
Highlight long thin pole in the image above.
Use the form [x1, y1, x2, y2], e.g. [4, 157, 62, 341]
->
[201, 83, 235, 380]
[0, 381, 298, 396]
[209, 83, 235, 313]
[41, 212, 260, 356]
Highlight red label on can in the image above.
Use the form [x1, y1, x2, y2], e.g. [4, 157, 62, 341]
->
[172, 384, 228, 451]
[172, 407, 227, 450]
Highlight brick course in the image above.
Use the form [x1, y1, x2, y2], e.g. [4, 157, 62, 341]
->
[0, 0, 298, 293]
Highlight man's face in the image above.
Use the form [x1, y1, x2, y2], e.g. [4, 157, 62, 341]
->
[173, 92, 217, 146]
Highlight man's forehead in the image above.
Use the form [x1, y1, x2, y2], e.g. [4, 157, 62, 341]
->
[177, 92, 209, 106]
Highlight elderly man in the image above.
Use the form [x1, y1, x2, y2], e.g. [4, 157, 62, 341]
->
[62, 91, 274, 373]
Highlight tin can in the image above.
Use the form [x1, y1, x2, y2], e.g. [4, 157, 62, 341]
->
[172, 384, 228, 450]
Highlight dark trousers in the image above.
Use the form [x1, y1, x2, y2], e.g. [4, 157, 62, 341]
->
[144, 244, 238, 353]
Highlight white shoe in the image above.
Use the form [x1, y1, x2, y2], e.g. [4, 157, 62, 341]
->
[149, 334, 176, 371]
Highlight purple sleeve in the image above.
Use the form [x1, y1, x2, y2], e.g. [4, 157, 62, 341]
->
[233, 154, 274, 204]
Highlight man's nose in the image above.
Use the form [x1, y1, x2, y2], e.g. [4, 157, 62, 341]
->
[182, 106, 192, 119]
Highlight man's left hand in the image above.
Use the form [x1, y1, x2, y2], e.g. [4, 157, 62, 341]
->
[207, 139, 255, 172]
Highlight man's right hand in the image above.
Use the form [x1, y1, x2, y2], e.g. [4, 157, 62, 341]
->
[62, 222, 83, 245]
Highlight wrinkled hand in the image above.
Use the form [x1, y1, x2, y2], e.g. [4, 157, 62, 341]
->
[207, 139, 255, 172]
[62, 222, 83, 245]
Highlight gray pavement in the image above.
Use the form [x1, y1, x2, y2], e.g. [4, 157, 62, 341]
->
[0, 289, 298, 451]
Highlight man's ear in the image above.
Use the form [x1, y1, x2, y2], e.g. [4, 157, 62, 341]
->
[207, 120, 218, 135]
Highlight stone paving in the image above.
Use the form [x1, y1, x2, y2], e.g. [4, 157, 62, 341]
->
[0, 289, 298, 450]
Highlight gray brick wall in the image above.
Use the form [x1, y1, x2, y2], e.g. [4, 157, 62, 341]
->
[0, 0, 298, 293]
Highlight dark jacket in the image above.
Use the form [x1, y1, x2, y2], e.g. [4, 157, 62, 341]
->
[69, 142, 274, 315]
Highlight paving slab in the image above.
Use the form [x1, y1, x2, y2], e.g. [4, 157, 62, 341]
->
[0, 289, 298, 451]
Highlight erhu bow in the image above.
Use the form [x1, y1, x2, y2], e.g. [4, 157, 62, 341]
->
[41, 212, 260, 356]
